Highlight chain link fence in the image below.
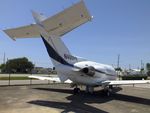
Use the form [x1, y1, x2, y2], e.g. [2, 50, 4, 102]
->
[0, 74, 55, 86]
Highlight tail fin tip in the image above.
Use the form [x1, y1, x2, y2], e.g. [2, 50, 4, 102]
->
[31, 10, 46, 23]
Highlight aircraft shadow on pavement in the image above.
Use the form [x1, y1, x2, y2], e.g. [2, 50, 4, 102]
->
[28, 99, 108, 113]
[35, 87, 73, 94]
[29, 87, 150, 113]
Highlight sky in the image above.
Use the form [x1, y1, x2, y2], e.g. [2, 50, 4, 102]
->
[0, 0, 150, 69]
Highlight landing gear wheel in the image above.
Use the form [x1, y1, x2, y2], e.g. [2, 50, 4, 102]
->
[106, 90, 110, 96]
[103, 88, 112, 96]
[73, 88, 80, 95]
[109, 85, 113, 89]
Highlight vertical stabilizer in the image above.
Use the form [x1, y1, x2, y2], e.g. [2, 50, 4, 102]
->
[31, 10, 46, 23]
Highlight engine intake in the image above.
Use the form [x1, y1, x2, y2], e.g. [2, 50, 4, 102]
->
[82, 66, 95, 76]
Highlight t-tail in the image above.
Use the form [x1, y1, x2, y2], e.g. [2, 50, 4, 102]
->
[31, 11, 75, 67]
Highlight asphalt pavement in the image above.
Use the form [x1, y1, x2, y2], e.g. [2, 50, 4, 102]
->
[0, 84, 150, 113]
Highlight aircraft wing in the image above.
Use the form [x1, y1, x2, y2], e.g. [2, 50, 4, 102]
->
[28, 75, 72, 83]
[102, 80, 150, 86]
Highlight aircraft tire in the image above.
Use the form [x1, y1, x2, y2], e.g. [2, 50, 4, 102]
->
[73, 88, 80, 94]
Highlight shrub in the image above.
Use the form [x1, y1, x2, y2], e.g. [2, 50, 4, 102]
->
[122, 75, 148, 80]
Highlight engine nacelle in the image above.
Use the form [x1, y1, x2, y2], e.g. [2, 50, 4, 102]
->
[82, 66, 95, 76]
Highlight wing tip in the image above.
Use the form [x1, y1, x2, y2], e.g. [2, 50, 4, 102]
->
[3, 29, 16, 41]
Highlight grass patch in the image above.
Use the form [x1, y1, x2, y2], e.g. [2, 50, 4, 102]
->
[0, 76, 32, 80]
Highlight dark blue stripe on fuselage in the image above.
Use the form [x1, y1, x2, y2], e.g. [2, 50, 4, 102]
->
[41, 35, 73, 66]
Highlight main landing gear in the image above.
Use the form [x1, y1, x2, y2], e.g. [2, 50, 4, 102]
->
[103, 85, 113, 96]
[86, 86, 94, 94]
[73, 87, 80, 94]
[73, 86, 94, 94]
[72, 85, 113, 96]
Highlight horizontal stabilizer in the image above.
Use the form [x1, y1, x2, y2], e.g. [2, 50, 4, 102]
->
[42, 0, 92, 36]
[4, 1, 92, 40]
[3, 24, 39, 40]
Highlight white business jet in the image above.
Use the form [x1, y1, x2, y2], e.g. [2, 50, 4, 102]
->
[3, 1, 150, 95]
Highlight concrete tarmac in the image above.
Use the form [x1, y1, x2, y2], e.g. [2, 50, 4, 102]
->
[0, 84, 150, 113]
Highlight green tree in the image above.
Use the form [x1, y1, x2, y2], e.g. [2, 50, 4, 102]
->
[1, 57, 34, 73]
[0, 64, 6, 72]
[146, 63, 150, 76]
[115, 67, 122, 72]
